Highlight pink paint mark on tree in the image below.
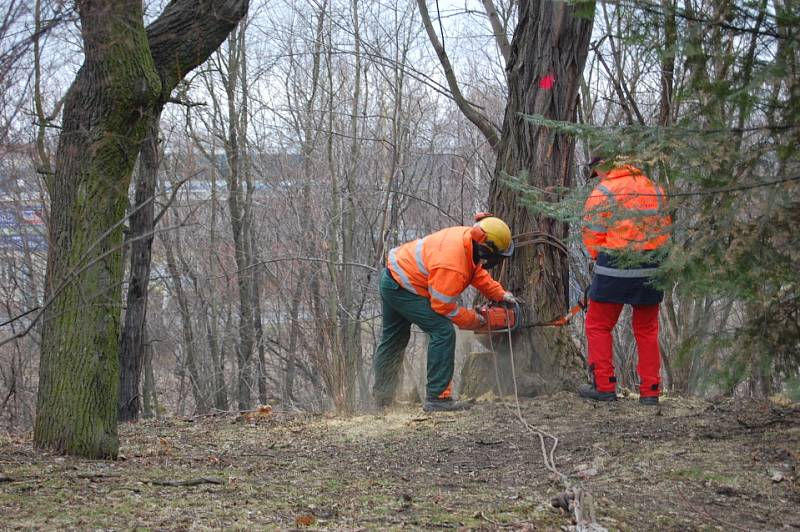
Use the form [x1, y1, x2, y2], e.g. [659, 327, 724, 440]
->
[539, 74, 556, 89]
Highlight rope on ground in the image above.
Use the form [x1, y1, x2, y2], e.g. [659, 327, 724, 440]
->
[488, 319, 607, 532]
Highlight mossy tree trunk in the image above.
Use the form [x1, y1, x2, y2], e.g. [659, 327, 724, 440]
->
[488, 0, 595, 394]
[34, 0, 162, 459]
[35, 0, 248, 458]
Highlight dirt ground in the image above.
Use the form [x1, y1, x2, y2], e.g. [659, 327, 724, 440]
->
[1, 393, 799, 530]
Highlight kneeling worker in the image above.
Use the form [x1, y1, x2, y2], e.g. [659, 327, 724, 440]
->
[373, 214, 517, 412]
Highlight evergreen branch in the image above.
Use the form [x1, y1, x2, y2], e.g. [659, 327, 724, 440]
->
[520, 114, 799, 138]
[660, 175, 800, 197]
[508, 174, 800, 198]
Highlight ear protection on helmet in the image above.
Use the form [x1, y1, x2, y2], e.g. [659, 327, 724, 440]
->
[469, 212, 494, 244]
[470, 224, 487, 244]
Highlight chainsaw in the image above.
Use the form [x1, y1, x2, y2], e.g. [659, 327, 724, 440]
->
[474, 300, 521, 334]
[474, 283, 590, 334]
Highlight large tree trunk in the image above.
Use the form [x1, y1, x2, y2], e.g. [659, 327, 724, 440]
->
[34, 2, 162, 458]
[487, 0, 595, 394]
[35, 0, 248, 458]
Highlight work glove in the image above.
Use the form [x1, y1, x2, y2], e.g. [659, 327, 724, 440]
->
[502, 291, 518, 305]
[475, 313, 487, 328]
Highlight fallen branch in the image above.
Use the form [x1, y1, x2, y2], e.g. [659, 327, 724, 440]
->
[474, 510, 499, 526]
[188, 409, 235, 419]
[76, 473, 118, 480]
[150, 477, 225, 487]
[190, 406, 298, 421]
[736, 407, 800, 430]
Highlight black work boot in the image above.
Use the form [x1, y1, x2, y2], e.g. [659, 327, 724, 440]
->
[639, 396, 659, 406]
[578, 383, 617, 402]
[423, 397, 473, 412]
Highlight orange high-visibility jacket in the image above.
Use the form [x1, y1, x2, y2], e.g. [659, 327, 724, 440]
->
[582, 166, 672, 260]
[387, 226, 506, 329]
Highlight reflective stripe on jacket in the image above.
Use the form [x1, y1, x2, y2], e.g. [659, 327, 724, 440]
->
[582, 165, 672, 262]
[386, 226, 506, 329]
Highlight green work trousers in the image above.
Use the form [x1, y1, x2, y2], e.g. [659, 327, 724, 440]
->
[373, 269, 456, 404]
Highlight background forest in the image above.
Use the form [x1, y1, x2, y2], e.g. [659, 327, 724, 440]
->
[0, 0, 797, 440]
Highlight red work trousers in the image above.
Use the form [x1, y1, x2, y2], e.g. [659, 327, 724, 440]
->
[585, 299, 661, 397]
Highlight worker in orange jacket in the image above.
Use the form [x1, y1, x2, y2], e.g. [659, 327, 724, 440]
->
[373, 214, 517, 412]
[579, 155, 672, 405]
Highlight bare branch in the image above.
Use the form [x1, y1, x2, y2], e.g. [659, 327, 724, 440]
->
[416, 0, 502, 152]
[481, 0, 511, 65]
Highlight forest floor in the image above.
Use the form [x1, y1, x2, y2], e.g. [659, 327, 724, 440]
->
[1, 392, 799, 531]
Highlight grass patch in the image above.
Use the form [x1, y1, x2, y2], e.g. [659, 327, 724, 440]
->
[669, 468, 734, 483]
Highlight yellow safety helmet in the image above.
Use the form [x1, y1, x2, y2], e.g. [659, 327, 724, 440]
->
[470, 213, 514, 257]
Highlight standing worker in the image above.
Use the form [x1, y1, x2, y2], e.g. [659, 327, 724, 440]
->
[373, 214, 518, 412]
[579, 154, 672, 405]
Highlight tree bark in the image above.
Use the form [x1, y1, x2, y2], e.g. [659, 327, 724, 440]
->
[118, 122, 159, 422]
[34, 0, 162, 458]
[481, 0, 511, 65]
[35, 0, 248, 458]
[487, 0, 595, 394]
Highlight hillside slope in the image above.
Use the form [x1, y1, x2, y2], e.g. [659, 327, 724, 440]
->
[1, 393, 798, 530]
